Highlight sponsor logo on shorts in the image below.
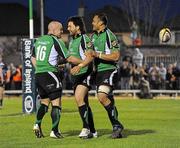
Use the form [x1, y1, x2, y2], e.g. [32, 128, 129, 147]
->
[47, 83, 55, 89]
[103, 79, 109, 83]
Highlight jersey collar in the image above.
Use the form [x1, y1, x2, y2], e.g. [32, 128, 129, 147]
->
[73, 33, 82, 39]
[49, 34, 59, 39]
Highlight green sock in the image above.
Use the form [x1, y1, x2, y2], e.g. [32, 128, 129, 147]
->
[0, 99, 2, 106]
[35, 104, 48, 126]
[88, 106, 95, 133]
[51, 106, 61, 132]
[79, 104, 89, 129]
[104, 102, 120, 126]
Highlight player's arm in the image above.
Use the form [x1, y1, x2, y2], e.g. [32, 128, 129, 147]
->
[92, 50, 120, 62]
[77, 36, 95, 67]
[52, 37, 83, 66]
[92, 33, 120, 61]
[31, 46, 36, 68]
[66, 56, 83, 65]
[70, 50, 94, 75]
[31, 57, 36, 67]
[70, 37, 94, 75]
[77, 50, 94, 68]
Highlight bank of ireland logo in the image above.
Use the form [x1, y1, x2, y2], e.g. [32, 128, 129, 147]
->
[24, 96, 34, 113]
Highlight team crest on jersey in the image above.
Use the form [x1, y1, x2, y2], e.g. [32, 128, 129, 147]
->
[111, 40, 118, 47]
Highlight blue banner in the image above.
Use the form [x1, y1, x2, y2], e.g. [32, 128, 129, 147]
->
[22, 39, 37, 114]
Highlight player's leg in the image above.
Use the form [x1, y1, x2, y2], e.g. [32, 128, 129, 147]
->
[50, 97, 63, 138]
[84, 93, 97, 137]
[33, 98, 49, 138]
[0, 86, 4, 108]
[97, 86, 121, 125]
[47, 72, 63, 139]
[84, 74, 97, 137]
[96, 70, 124, 138]
[97, 87, 123, 138]
[75, 84, 93, 138]
[33, 73, 49, 138]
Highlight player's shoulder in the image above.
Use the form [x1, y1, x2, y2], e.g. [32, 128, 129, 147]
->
[50, 35, 66, 47]
[39, 34, 52, 39]
[36, 35, 54, 43]
[106, 28, 117, 39]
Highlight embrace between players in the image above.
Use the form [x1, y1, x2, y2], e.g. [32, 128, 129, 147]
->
[32, 13, 124, 139]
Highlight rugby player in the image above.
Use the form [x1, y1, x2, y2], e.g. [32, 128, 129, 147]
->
[67, 16, 97, 139]
[32, 21, 69, 138]
[91, 13, 124, 138]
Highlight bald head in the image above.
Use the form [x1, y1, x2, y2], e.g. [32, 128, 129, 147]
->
[48, 21, 63, 38]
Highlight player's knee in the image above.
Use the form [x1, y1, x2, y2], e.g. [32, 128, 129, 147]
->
[41, 99, 49, 106]
[51, 98, 60, 106]
[97, 85, 111, 95]
[98, 96, 106, 105]
[76, 98, 85, 106]
[97, 94, 111, 106]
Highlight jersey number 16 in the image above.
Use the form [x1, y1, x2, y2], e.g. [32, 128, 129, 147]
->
[36, 45, 46, 61]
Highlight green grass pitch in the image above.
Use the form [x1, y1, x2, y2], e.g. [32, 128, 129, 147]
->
[0, 96, 180, 148]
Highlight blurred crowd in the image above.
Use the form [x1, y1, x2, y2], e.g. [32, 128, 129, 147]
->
[60, 59, 180, 96]
[2, 63, 22, 90]
[1, 56, 180, 92]
[118, 58, 180, 91]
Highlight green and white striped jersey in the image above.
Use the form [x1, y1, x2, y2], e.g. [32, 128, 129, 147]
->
[33, 35, 69, 73]
[68, 34, 93, 75]
[91, 28, 120, 72]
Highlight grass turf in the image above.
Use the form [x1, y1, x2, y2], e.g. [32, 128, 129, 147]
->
[0, 96, 180, 148]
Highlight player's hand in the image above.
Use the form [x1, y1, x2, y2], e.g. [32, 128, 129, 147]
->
[70, 66, 81, 75]
[92, 51, 99, 58]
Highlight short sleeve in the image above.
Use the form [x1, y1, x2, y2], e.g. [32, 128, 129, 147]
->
[107, 30, 120, 51]
[52, 36, 69, 59]
[81, 35, 93, 52]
